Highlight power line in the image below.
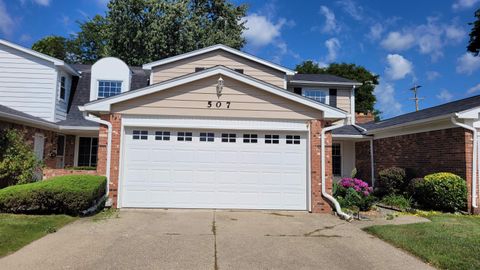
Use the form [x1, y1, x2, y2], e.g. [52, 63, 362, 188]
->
[409, 84, 424, 111]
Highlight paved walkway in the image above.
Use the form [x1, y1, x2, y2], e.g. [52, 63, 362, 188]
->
[0, 210, 435, 270]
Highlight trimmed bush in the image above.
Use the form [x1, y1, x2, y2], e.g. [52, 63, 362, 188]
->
[414, 172, 467, 212]
[0, 175, 106, 215]
[377, 167, 406, 195]
[334, 178, 375, 211]
[380, 194, 412, 211]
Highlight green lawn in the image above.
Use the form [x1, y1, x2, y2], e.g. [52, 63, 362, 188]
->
[0, 214, 77, 257]
[364, 214, 480, 270]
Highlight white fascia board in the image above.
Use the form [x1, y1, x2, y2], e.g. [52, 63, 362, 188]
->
[0, 39, 80, 76]
[59, 126, 99, 131]
[83, 67, 347, 119]
[456, 107, 480, 119]
[289, 80, 362, 86]
[142, 44, 295, 75]
[365, 114, 455, 135]
[332, 134, 369, 139]
[0, 112, 58, 131]
[122, 116, 309, 131]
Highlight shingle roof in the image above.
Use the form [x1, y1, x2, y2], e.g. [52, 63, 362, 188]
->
[331, 125, 367, 136]
[57, 64, 149, 127]
[0, 104, 54, 125]
[289, 74, 359, 84]
[365, 95, 480, 131]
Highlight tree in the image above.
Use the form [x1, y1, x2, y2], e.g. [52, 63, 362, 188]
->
[468, 8, 480, 56]
[295, 61, 379, 117]
[71, 15, 109, 64]
[0, 129, 42, 188]
[31, 36, 70, 61]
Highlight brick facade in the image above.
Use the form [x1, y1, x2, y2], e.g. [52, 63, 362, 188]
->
[355, 112, 375, 124]
[355, 127, 477, 213]
[43, 168, 97, 179]
[0, 120, 75, 170]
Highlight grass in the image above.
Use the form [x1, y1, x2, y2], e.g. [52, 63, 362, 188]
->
[364, 214, 480, 270]
[0, 214, 77, 257]
[91, 208, 119, 222]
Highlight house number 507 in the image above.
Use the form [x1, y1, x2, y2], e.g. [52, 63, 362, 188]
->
[207, 101, 231, 108]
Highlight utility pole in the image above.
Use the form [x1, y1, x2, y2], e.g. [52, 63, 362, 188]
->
[410, 84, 424, 111]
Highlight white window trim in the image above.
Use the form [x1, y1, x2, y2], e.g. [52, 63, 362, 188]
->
[59, 76, 66, 101]
[332, 142, 342, 176]
[301, 88, 330, 105]
[98, 80, 123, 99]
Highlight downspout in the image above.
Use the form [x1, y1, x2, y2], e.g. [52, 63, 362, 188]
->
[321, 122, 352, 220]
[83, 112, 112, 198]
[451, 116, 477, 209]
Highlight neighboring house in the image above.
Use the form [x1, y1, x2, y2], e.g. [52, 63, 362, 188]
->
[1, 39, 479, 215]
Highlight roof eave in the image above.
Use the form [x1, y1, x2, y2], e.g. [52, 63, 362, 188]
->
[289, 80, 362, 86]
[365, 114, 455, 135]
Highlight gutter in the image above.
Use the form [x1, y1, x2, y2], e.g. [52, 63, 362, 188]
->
[321, 122, 352, 220]
[82, 112, 112, 199]
[451, 116, 478, 209]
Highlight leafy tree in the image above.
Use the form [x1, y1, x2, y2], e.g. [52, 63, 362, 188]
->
[71, 15, 109, 64]
[0, 129, 42, 188]
[295, 61, 379, 117]
[31, 36, 70, 61]
[468, 8, 480, 56]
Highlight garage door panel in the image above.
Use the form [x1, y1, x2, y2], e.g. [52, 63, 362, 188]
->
[121, 127, 308, 210]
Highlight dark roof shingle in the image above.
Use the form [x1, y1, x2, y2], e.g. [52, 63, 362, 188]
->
[289, 74, 359, 84]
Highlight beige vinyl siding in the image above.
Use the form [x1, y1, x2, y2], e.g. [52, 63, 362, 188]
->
[287, 85, 352, 114]
[151, 50, 286, 88]
[112, 75, 322, 120]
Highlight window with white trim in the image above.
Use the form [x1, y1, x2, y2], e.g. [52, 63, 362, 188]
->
[265, 135, 279, 144]
[302, 88, 329, 104]
[133, 130, 148, 140]
[177, 132, 193, 141]
[286, 135, 301, 145]
[243, 134, 258, 143]
[332, 143, 342, 176]
[200, 132, 214, 142]
[78, 137, 98, 167]
[59, 76, 66, 101]
[98, 80, 122, 98]
[155, 131, 170, 141]
[221, 133, 236, 143]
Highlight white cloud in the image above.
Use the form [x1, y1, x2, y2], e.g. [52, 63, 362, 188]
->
[0, 0, 13, 36]
[452, 0, 480, 10]
[385, 54, 413, 80]
[381, 32, 415, 51]
[325, 38, 341, 62]
[33, 0, 50, 6]
[426, 71, 440, 81]
[243, 14, 285, 47]
[367, 23, 384, 41]
[437, 89, 453, 102]
[467, 83, 480, 94]
[319, 6, 340, 34]
[336, 0, 363, 21]
[20, 34, 31, 42]
[374, 81, 403, 116]
[456, 53, 480, 75]
[445, 24, 466, 43]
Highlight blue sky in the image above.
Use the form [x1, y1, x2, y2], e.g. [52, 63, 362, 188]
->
[0, 0, 479, 118]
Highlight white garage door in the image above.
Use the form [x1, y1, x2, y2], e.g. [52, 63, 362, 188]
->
[120, 127, 308, 210]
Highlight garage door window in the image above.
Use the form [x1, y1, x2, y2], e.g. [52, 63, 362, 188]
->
[155, 131, 170, 141]
[221, 133, 236, 143]
[286, 135, 301, 144]
[177, 132, 193, 141]
[243, 134, 258, 143]
[133, 130, 148, 140]
[265, 135, 279, 144]
[200, 132, 215, 142]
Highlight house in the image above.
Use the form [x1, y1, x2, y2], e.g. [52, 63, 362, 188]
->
[1, 38, 479, 215]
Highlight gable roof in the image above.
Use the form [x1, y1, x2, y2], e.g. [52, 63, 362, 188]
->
[142, 44, 296, 75]
[289, 74, 361, 86]
[0, 104, 58, 130]
[82, 66, 347, 119]
[364, 94, 480, 132]
[0, 39, 80, 76]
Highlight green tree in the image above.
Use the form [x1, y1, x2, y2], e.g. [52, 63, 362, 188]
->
[468, 8, 480, 56]
[71, 15, 109, 64]
[295, 61, 379, 117]
[0, 129, 42, 188]
[31, 36, 70, 61]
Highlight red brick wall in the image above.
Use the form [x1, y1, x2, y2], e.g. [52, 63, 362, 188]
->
[97, 114, 122, 207]
[310, 119, 333, 213]
[43, 168, 97, 179]
[355, 112, 375, 124]
[355, 127, 476, 212]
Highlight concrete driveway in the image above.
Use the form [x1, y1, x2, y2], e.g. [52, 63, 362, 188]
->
[1, 210, 434, 270]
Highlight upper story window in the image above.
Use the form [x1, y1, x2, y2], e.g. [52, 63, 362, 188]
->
[302, 89, 329, 104]
[59, 76, 66, 101]
[98, 80, 122, 98]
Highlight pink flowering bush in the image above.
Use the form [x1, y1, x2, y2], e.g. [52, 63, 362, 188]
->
[334, 178, 375, 211]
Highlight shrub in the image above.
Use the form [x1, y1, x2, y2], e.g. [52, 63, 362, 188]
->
[0, 129, 42, 188]
[0, 175, 106, 215]
[413, 172, 467, 212]
[380, 194, 412, 211]
[377, 167, 406, 195]
[334, 178, 375, 211]
[407, 177, 424, 197]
